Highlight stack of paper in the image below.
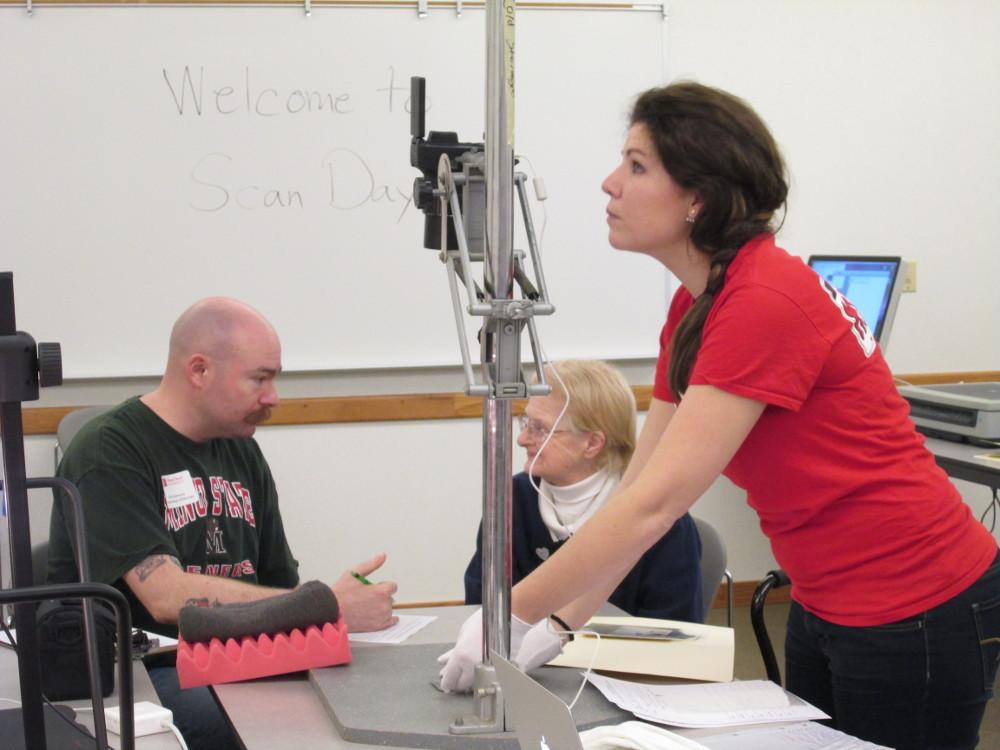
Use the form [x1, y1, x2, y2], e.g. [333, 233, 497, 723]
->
[347, 614, 435, 644]
[585, 674, 829, 728]
[549, 616, 734, 682]
[697, 721, 893, 750]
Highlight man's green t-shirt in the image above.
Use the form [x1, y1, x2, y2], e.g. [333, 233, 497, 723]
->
[48, 397, 299, 635]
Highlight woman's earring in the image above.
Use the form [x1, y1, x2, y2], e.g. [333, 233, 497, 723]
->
[685, 211, 696, 224]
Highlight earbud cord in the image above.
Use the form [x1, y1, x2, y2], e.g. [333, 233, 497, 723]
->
[543, 620, 602, 711]
[526, 343, 572, 518]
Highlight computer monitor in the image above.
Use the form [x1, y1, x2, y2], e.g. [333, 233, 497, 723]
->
[807, 255, 903, 350]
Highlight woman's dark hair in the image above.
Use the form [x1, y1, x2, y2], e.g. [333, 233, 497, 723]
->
[630, 82, 788, 396]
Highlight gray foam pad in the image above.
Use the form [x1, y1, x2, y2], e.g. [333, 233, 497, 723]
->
[178, 579, 340, 643]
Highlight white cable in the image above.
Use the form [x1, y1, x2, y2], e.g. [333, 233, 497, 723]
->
[513, 156, 570, 529]
[0, 697, 21, 706]
[526, 352, 573, 515]
[515, 153, 549, 255]
[522, 351, 602, 710]
[542, 621, 603, 711]
[164, 721, 190, 750]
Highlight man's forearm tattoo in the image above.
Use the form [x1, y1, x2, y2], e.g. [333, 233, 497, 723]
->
[134, 554, 182, 582]
[184, 597, 223, 608]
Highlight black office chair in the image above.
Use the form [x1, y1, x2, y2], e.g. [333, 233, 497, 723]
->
[750, 568, 791, 685]
[42, 405, 110, 582]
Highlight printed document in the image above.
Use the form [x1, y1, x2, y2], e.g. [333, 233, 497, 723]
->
[348, 614, 435, 644]
[586, 674, 829, 728]
[696, 720, 892, 749]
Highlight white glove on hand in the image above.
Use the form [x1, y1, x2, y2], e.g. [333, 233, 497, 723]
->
[437, 608, 482, 693]
[510, 612, 533, 656]
[513, 617, 566, 674]
[437, 610, 535, 693]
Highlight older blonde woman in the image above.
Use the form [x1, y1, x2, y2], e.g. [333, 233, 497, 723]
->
[463, 359, 703, 622]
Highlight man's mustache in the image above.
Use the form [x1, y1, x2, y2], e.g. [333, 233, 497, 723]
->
[247, 408, 271, 424]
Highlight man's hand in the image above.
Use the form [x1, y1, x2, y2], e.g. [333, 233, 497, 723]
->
[331, 553, 398, 633]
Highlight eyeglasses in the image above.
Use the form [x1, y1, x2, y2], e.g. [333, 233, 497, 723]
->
[517, 415, 574, 441]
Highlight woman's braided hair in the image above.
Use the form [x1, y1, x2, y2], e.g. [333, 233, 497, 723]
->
[630, 82, 789, 396]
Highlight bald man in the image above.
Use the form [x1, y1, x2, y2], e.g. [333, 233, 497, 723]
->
[47, 297, 396, 750]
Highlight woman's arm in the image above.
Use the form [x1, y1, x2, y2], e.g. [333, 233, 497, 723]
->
[619, 397, 675, 490]
[514, 384, 765, 626]
[546, 397, 675, 627]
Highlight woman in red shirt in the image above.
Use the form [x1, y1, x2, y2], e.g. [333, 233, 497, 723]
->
[439, 82, 1000, 749]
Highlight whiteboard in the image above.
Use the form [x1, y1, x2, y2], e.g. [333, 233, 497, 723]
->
[1, 5, 669, 378]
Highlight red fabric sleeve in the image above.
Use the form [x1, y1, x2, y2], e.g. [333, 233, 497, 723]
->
[690, 285, 831, 411]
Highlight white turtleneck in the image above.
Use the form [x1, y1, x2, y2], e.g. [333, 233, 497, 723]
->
[537, 468, 619, 542]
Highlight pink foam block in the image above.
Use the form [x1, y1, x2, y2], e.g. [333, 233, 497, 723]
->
[176, 618, 351, 689]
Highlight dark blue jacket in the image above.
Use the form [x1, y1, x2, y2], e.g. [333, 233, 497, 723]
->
[464, 473, 704, 622]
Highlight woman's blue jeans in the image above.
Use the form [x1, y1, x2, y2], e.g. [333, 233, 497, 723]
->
[785, 550, 1000, 750]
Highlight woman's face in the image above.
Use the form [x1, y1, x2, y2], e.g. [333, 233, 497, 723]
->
[601, 123, 697, 257]
[517, 393, 602, 486]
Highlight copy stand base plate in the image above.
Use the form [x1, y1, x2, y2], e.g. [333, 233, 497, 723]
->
[310, 643, 629, 749]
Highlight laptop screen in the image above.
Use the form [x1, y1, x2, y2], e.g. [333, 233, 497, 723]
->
[807, 255, 903, 347]
[491, 652, 585, 750]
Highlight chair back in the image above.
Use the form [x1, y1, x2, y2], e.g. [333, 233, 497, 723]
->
[692, 516, 733, 625]
[54, 405, 112, 467]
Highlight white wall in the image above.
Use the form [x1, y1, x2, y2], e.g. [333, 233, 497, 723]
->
[666, 0, 1000, 373]
[20, 395, 1000, 602]
[19, 398, 776, 602]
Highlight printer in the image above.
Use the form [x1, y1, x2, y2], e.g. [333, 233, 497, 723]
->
[898, 381, 1000, 445]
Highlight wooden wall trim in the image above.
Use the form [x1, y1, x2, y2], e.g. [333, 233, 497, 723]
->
[21, 371, 998, 436]
[892, 370, 999, 385]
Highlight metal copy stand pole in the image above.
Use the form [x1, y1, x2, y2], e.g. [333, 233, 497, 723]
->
[410, 4, 552, 736]
[450, 0, 519, 734]
[481, 0, 518, 717]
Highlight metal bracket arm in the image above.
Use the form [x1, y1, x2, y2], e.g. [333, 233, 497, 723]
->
[435, 154, 554, 400]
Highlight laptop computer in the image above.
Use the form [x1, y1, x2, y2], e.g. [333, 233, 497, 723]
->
[491, 650, 585, 750]
[806, 255, 903, 348]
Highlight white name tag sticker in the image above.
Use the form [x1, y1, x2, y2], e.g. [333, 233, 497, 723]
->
[161, 470, 199, 509]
